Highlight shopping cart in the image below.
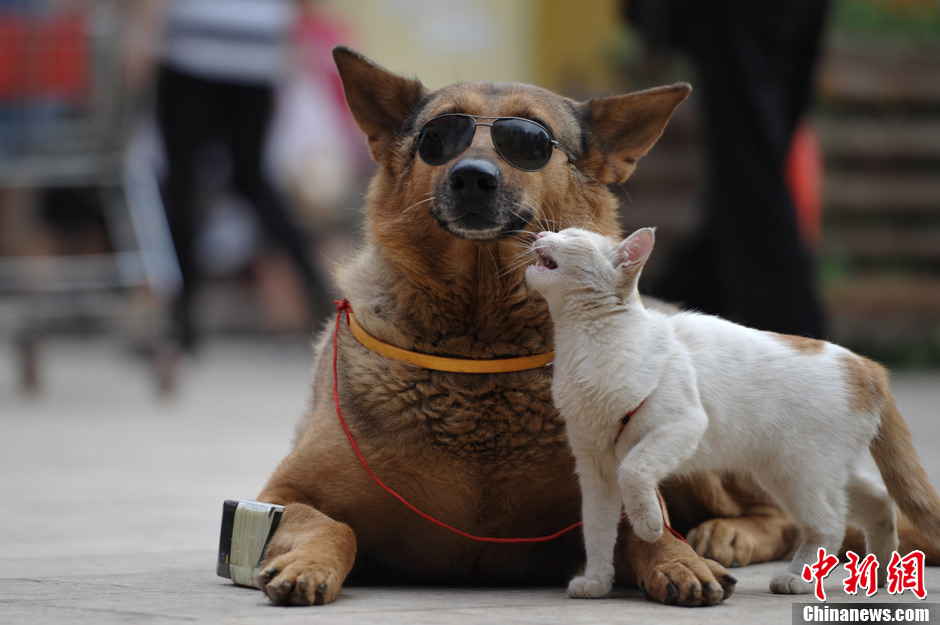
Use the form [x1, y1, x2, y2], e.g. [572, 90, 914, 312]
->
[0, 0, 181, 395]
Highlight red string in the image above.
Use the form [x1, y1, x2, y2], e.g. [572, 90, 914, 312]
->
[331, 299, 685, 544]
[666, 525, 686, 542]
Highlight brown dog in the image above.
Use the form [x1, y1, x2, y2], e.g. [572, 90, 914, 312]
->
[252, 47, 936, 608]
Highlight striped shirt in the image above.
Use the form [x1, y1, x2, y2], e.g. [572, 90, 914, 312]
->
[162, 0, 296, 84]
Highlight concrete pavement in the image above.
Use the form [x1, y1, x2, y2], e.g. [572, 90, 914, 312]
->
[2, 340, 938, 624]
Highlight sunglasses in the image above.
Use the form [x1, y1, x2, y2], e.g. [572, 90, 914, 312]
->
[416, 114, 561, 172]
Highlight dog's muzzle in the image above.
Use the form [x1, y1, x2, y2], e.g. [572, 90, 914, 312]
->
[431, 157, 530, 240]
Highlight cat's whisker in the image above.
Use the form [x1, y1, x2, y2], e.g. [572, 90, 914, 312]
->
[402, 196, 436, 214]
[505, 228, 538, 239]
[504, 229, 539, 246]
[523, 205, 546, 233]
[506, 201, 558, 237]
[497, 251, 532, 273]
[528, 206, 560, 234]
[507, 206, 538, 233]
[497, 249, 538, 278]
[486, 245, 506, 293]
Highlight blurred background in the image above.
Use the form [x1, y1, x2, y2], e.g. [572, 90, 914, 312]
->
[1, 0, 938, 398]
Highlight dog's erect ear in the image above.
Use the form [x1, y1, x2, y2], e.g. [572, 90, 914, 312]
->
[614, 227, 656, 287]
[578, 83, 691, 184]
[333, 46, 426, 161]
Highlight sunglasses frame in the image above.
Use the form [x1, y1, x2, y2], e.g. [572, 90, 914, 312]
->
[417, 114, 561, 172]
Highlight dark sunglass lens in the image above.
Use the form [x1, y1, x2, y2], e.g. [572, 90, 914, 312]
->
[418, 116, 474, 166]
[492, 119, 553, 170]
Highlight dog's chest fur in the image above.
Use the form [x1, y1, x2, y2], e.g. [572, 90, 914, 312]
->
[347, 355, 566, 461]
[336, 251, 570, 465]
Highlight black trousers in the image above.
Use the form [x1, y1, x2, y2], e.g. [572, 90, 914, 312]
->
[631, 1, 829, 338]
[155, 65, 331, 348]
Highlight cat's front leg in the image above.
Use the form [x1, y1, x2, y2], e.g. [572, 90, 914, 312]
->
[619, 475, 665, 543]
[568, 451, 621, 599]
[618, 404, 707, 543]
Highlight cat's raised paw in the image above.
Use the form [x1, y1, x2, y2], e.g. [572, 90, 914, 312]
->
[567, 575, 613, 598]
[621, 485, 664, 543]
[770, 573, 813, 595]
[634, 517, 664, 543]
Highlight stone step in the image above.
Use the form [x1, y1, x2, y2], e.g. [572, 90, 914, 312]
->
[824, 172, 940, 216]
[820, 118, 940, 161]
[821, 43, 940, 108]
[826, 275, 940, 321]
[825, 225, 940, 261]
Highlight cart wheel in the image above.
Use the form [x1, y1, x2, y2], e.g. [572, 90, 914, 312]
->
[17, 334, 41, 396]
[153, 341, 180, 397]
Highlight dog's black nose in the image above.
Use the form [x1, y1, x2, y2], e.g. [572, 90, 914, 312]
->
[449, 159, 499, 209]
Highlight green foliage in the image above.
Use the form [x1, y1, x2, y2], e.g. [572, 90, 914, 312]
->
[845, 334, 940, 368]
[833, 0, 940, 42]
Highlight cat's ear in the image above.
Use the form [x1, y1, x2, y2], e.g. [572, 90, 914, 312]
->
[614, 227, 656, 283]
[333, 46, 426, 162]
[613, 228, 655, 294]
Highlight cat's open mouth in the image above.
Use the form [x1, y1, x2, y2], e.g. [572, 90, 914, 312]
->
[534, 248, 558, 270]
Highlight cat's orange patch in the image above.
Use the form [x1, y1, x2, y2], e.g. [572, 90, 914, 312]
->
[770, 332, 826, 355]
[841, 353, 888, 414]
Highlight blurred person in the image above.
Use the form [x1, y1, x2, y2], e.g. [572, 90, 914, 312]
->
[267, 3, 366, 224]
[124, 0, 333, 352]
[626, 1, 829, 338]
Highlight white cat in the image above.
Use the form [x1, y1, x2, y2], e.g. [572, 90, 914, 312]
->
[525, 226, 940, 598]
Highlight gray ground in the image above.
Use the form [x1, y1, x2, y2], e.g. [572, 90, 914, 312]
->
[1, 340, 938, 625]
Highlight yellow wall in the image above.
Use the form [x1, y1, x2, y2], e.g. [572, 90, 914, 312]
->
[323, 0, 536, 88]
[323, 0, 621, 93]
[533, 0, 620, 94]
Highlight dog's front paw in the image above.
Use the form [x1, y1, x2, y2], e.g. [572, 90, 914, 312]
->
[687, 518, 758, 567]
[770, 572, 813, 595]
[256, 553, 345, 606]
[253, 502, 356, 606]
[638, 554, 734, 606]
[567, 574, 613, 598]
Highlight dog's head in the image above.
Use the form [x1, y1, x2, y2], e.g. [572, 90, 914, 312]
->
[333, 46, 688, 271]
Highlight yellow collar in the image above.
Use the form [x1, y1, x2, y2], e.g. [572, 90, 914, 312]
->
[342, 303, 554, 374]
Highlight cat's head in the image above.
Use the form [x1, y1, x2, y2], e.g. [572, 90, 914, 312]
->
[525, 227, 656, 304]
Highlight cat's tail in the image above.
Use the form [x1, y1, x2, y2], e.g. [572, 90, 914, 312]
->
[870, 387, 940, 548]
